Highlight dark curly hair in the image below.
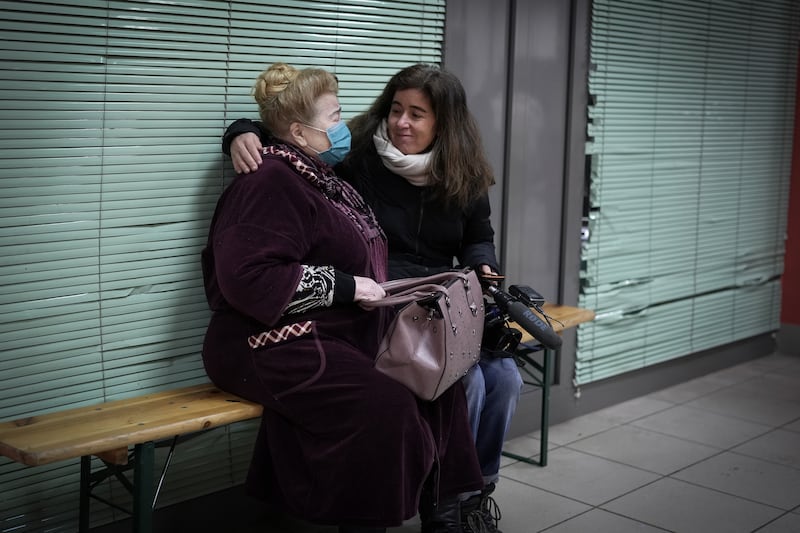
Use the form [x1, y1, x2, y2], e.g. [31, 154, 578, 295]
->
[347, 64, 495, 209]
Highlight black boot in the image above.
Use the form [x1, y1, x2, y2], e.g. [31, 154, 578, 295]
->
[420, 495, 463, 533]
[461, 483, 503, 533]
[459, 493, 484, 533]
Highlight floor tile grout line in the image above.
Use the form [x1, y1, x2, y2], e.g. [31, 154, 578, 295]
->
[520, 359, 800, 446]
[574, 417, 800, 475]
[725, 447, 800, 473]
[558, 441, 730, 478]
[619, 420, 767, 451]
[506, 400, 791, 471]
[495, 472, 604, 509]
[663, 400, 795, 429]
[662, 473, 795, 512]
[539, 365, 795, 446]
[592, 508, 675, 532]
[750, 509, 800, 533]
[534, 504, 675, 533]
[554, 421, 800, 478]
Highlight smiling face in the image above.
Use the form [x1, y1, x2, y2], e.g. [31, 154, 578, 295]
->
[387, 88, 437, 155]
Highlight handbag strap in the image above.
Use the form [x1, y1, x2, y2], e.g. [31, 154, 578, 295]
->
[361, 269, 474, 309]
[379, 270, 467, 294]
[361, 282, 449, 308]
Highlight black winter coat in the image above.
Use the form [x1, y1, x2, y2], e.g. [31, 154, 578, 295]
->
[339, 145, 499, 280]
[223, 119, 500, 280]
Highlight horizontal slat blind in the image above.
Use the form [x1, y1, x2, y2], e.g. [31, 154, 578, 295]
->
[225, 0, 445, 121]
[0, 1, 444, 530]
[578, 0, 798, 385]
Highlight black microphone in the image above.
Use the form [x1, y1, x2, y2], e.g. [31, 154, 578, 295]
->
[486, 286, 563, 350]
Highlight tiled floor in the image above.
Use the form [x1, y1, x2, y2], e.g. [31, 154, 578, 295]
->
[368, 351, 800, 533]
[467, 351, 800, 533]
[141, 352, 800, 533]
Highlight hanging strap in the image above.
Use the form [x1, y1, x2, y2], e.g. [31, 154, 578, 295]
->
[361, 269, 473, 309]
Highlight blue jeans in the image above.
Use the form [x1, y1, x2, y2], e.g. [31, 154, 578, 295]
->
[462, 354, 523, 484]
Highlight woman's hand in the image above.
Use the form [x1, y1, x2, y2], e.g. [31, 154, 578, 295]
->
[478, 264, 504, 286]
[479, 264, 496, 277]
[231, 132, 263, 174]
[353, 276, 387, 305]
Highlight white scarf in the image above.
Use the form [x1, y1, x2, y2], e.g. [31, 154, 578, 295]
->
[372, 119, 431, 187]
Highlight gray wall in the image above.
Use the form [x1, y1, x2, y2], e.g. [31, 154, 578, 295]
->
[444, 0, 588, 437]
[444, 0, 577, 295]
[443, 0, 777, 438]
[442, 0, 511, 251]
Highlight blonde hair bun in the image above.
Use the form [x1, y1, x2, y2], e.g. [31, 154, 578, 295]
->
[251, 62, 339, 137]
[252, 62, 298, 109]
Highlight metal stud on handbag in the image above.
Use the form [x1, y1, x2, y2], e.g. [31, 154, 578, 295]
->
[362, 268, 485, 401]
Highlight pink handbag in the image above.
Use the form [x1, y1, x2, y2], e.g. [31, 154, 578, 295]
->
[363, 268, 485, 401]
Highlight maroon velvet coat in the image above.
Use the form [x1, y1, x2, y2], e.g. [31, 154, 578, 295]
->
[201, 148, 483, 527]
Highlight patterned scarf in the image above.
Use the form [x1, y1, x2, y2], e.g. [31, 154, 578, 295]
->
[262, 142, 388, 282]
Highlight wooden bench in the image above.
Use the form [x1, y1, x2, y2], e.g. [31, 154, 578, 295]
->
[0, 383, 262, 533]
[505, 303, 595, 467]
[0, 303, 592, 532]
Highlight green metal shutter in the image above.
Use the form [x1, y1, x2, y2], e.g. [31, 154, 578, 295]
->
[578, 0, 798, 385]
[0, 1, 444, 530]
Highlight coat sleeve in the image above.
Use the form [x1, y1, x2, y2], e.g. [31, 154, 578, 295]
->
[210, 166, 314, 326]
[459, 194, 501, 273]
[221, 118, 269, 156]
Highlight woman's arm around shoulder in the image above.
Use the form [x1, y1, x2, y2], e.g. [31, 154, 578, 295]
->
[222, 118, 270, 174]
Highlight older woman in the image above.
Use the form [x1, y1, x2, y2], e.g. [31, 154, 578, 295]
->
[202, 63, 483, 533]
[223, 64, 518, 533]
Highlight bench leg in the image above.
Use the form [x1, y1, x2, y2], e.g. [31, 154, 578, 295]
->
[501, 344, 553, 467]
[539, 348, 552, 467]
[79, 455, 91, 532]
[133, 442, 155, 533]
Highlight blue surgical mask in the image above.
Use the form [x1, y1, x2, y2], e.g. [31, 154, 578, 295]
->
[305, 121, 351, 166]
